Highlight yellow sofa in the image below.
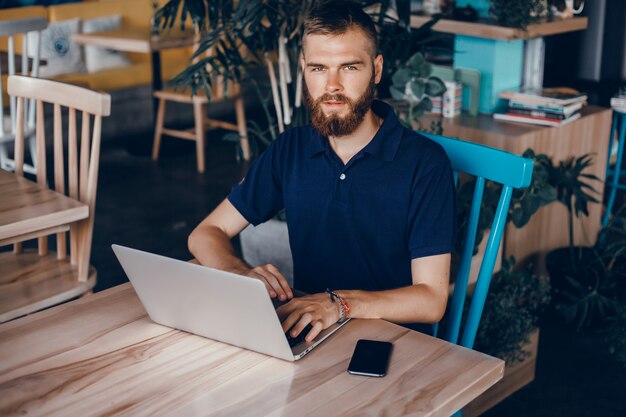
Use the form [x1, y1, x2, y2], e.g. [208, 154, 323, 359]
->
[1, 0, 193, 139]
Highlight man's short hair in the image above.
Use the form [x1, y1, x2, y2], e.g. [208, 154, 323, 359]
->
[303, 1, 379, 56]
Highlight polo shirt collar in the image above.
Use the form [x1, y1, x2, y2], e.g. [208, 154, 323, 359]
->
[307, 100, 404, 162]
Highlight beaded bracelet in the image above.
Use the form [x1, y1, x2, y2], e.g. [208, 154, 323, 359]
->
[326, 288, 350, 323]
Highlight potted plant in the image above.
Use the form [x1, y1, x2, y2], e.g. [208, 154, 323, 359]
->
[541, 153, 621, 328]
[387, 51, 446, 133]
[488, 0, 548, 29]
[462, 257, 550, 417]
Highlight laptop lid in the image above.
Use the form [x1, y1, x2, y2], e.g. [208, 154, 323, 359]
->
[111, 244, 347, 362]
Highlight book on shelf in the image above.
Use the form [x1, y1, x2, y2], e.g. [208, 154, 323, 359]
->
[508, 108, 570, 120]
[500, 87, 587, 106]
[611, 96, 626, 113]
[493, 112, 581, 127]
[509, 100, 583, 116]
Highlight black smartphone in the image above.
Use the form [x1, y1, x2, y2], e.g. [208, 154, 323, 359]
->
[347, 339, 393, 377]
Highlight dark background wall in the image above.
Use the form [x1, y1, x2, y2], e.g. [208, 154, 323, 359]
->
[544, 0, 626, 105]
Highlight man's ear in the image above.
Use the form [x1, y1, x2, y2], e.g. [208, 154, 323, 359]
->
[374, 54, 384, 84]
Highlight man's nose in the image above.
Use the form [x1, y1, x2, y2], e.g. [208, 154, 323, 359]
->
[325, 71, 343, 93]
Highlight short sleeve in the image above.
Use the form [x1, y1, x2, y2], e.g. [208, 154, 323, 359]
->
[407, 152, 456, 259]
[227, 139, 284, 225]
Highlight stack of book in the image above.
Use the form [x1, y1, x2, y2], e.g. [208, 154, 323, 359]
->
[431, 81, 462, 118]
[494, 88, 587, 127]
[610, 86, 626, 113]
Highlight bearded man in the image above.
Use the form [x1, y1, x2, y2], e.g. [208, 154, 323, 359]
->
[188, 1, 456, 341]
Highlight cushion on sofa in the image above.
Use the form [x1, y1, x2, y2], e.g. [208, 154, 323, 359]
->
[82, 15, 131, 73]
[29, 18, 86, 78]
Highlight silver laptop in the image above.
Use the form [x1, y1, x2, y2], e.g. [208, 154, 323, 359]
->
[111, 244, 349, 362]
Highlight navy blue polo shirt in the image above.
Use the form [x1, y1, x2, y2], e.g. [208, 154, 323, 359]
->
[228, 100, 455, 295]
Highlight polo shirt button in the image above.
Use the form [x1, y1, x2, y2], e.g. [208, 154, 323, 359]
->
[339, 173, 346, 180]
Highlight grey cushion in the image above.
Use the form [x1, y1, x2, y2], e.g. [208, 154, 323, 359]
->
[29, 18, 85, 77]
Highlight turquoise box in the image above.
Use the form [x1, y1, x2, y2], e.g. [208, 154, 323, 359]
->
[453, 35, 524, 114]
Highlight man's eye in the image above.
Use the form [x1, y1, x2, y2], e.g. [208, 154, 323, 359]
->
[311, 67, 324, 72]
[344, 66, 357, 71]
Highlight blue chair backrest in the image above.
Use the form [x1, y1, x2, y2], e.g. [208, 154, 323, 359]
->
[422, 133, 533, 349]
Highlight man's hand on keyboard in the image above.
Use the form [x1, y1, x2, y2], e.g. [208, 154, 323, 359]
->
[276, 294, 341, 342]
[244, 264, 293, 301]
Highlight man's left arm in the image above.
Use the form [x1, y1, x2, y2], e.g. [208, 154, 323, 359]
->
[277, 253, 450, 342]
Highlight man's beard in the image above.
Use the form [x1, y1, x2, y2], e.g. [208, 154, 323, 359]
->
[304, 76, 377, 138]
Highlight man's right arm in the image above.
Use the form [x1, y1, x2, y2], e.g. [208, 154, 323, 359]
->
[188, 199, 293, 301]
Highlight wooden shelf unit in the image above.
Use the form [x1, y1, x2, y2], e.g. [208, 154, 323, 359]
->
[410, 15, 588, 40]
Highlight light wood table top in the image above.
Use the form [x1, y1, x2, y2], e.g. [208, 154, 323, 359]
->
[0, 282, 504, 417]
[0, 169, 88, 244]
[71, 27, 195, 53]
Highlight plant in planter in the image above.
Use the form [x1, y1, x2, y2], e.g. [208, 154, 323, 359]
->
[472, 257, 550, 364]
[541, 153, 626, 330]
[461, 256, 550, 417]
[488, 0, 548, 29]
[388, 51, 446, 133]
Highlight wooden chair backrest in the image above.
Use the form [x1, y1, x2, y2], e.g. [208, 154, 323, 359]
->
[7, 75, 111, 281]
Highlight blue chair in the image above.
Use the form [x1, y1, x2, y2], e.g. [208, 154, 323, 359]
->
[422, 133, 533, 416]
[602, 111, 626, 228]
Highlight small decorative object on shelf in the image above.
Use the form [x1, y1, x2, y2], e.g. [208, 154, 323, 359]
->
[610, 84, 626, 113]
[494, 87, 587, 127]
[549, 0, 585, 19]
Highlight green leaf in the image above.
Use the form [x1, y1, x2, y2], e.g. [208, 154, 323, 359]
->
[389, 85, 405, 101]
[409, 80, 425, 99]
[391, 68, 411, 88]
[419, 61, 432, 77]
[408, 52, 425, 70]
[425, 77, 446, 96]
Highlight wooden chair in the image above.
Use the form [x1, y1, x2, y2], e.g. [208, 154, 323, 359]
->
[0, 16, 47, 174]
[421, 134, 533, 417]
[152, 66, 251, 173]
[0, 75, 111, 323]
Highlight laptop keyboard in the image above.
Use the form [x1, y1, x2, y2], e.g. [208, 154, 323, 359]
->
[286, 324, 313, 347]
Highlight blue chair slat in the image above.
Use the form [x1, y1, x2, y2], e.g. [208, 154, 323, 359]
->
[460, 184, 514, 349]
[446, 176, 485, 345]
[602, 112, 626, 228]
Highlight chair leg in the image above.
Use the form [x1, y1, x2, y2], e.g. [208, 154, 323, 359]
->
[235, 97, 250, 161]
[152, 98, 166, 161]
[193, 101, 205, 173]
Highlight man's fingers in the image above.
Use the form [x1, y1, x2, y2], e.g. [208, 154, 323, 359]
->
[289, 313, 314, 337]
[281, 310, 301, 333]
[306, 320, 324, 342]
[252, 265, 289, 300]
[265, 264, 293, 299]
[247, 270, 277, 298]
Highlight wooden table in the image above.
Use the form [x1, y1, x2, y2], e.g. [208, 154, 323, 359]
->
[0, 169, 88, 246]
[423, 105, 613, 272]
[0, 283, 504, 417]
[71, 28, 195, 93]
